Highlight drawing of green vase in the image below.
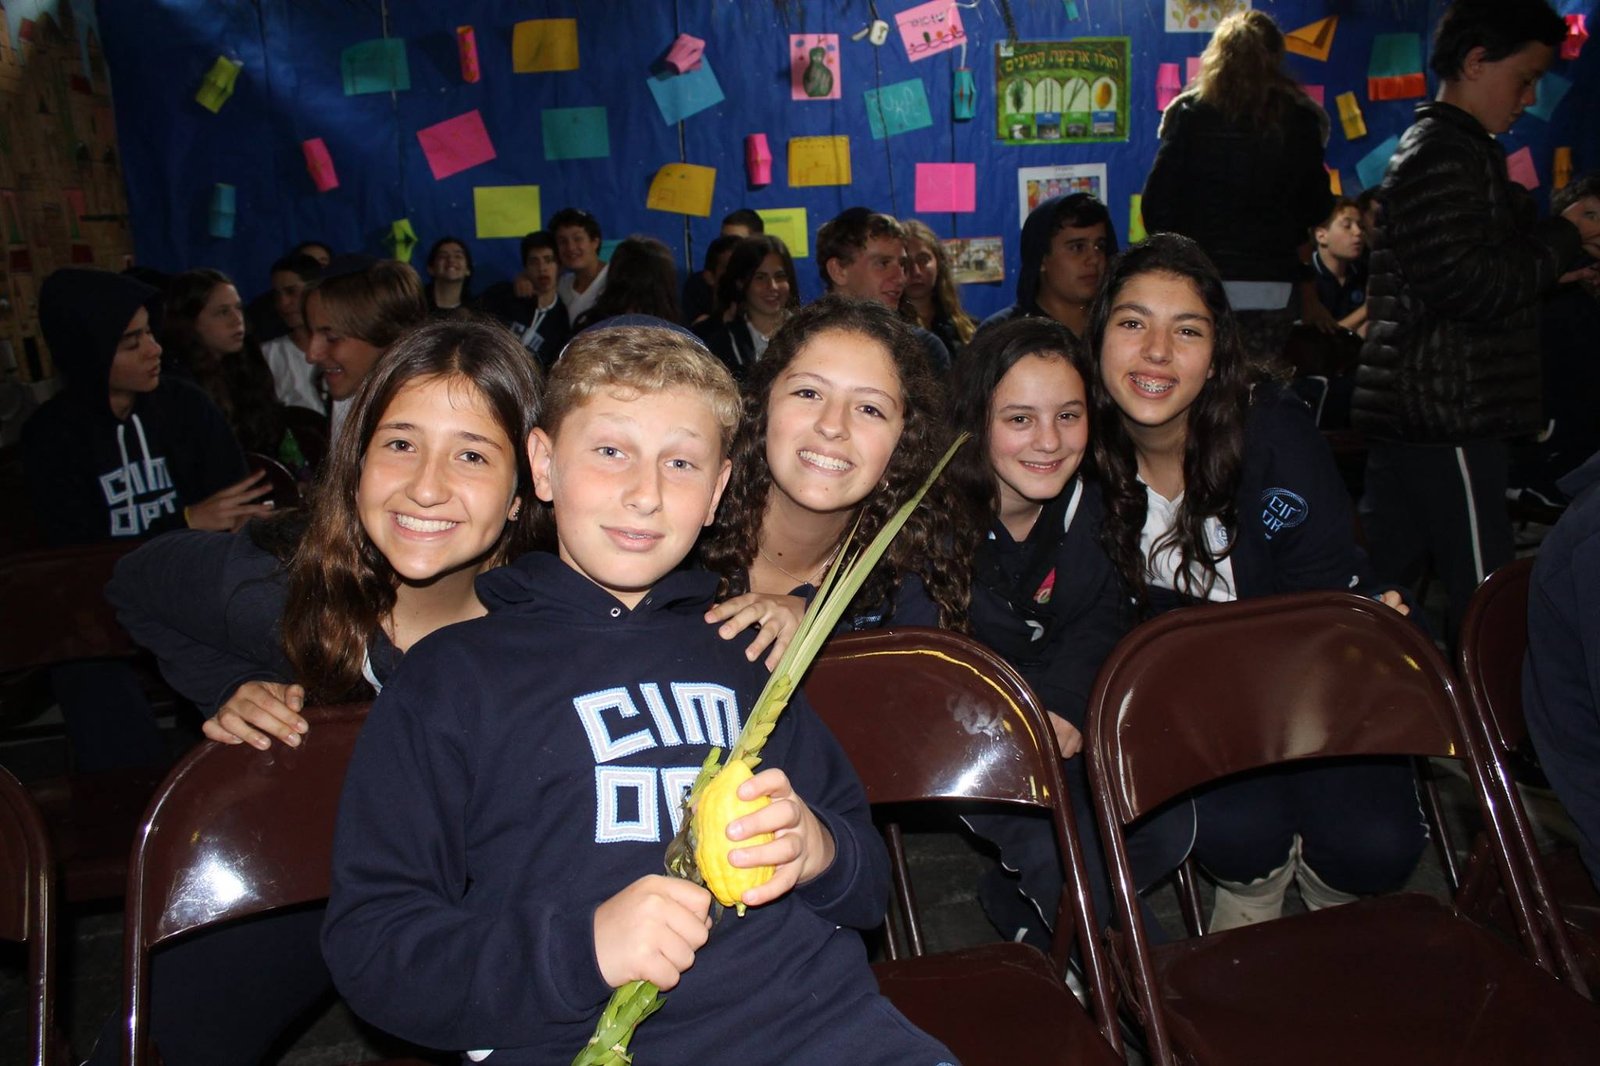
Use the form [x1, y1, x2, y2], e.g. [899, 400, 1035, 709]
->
[803, 47, 834, 98]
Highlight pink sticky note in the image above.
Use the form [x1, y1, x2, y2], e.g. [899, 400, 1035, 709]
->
[665, 33, 704, 73]
[896, 0, 966, 62]
[1156, 63, 1181, 110]
[457, 26, 480, 83]
[302, 137, 339, 192]
[914, 162, 976, 213]
[1185, 56, 1201, 87]
[416, 110, 496, 181]
[1301, 84, 1326, 106]
[1505, 145, 1538, 190]
[1563, 15, 1588, 61]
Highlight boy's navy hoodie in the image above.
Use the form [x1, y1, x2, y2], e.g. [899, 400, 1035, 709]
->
[322, 552, 957, 1066]
[21, 268, 245, 544]
[1524, 450, 1600, 888]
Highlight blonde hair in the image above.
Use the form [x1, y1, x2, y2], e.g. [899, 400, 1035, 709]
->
[1194, 10, 1306, 128]
[544, 325, 741, 450]
[309, 261, 428, 348]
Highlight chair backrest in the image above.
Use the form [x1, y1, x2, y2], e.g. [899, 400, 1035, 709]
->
[1088, 592, 1464, 823]
[1457, 557, 1534, 755]
[805, 628, 1120, 1050]
[0, 765, 56, 1066]
[124, 702, 369, 1063]
[0, 541, 138, 671]
[245, 451, 303, 510]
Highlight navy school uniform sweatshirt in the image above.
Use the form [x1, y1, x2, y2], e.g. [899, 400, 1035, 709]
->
[105, 522, 400, 715]
[321, 552, 958, 1066]
[21, 268, 246, 545]
[968, 475, 1129, 729]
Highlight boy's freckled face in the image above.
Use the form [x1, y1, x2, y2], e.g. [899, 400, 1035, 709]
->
[530, 387, 731, 609]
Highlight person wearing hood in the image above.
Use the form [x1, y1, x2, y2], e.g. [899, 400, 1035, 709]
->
[20, 268, 268, 772]
[22, 268, 270, 546]
[976, 193, 1117, 340]
[1525, 447, 1600, 892]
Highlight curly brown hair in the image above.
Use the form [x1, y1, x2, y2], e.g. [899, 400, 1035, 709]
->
[282, 319, 544, 702]
[698, 295, 970, 629]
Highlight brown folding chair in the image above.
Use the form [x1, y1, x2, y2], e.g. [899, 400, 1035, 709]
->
[0, 541, 170, 902]
[122, 702, 433, 1065]
[1458, 557, 1600, 990]
[806, 628, 1123, 1065]
[0, 765, 58, 1066]
[1086, 591, 1600, 1065]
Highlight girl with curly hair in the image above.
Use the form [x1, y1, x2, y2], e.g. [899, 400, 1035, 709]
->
[698, 294, 969, 665]
[1090, 233, 1423, 931]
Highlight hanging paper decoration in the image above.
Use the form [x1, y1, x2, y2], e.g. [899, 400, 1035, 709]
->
[458, 27, 480, 83]
[1336, 92, 1367, 140]
[745, 134, 772, 187]
[953, 68, 977, 121]
[1563, 15, 1588, 62]
[1284, 17, 1337, 62]
[1156, 63, 1182, 110]
[302, 138, 339, 192]
[195, 56, 242, 113]
[1063, 1, 1081, 19]
[1554, 147, 1573, 190]
[665, 34, 705, 74]
[387, 218, 419, 263]
[1367, 34, 1426, 101]
[208, 184, 236, 238]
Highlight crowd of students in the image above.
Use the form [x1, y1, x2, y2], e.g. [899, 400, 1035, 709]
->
[13, 1, 1600, 1063]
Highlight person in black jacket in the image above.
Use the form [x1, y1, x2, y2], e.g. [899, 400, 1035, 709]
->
[477, 230, 571, 369]
[21, 267, 268, 770]
[1354, 0, 1600, 638]
[948, 318, 1194, 943]
[1142, 10, 1332, 364]
[696, 235, 800, 379]
[975, 193, 1116, 341]
[1090, 235, 1425, 931]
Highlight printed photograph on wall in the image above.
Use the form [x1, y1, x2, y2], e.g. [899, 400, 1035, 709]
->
[995, 39, 1129, 145]
[944, 236, 1004, 285]
[1166, 0, 1252, 33]
[1016, 164, 1106, 227]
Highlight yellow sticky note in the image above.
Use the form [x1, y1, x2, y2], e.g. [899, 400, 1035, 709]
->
[1128, 195, 1147, 244]
[474, 185, 542, 239]
[756, 208, 810, 258]
[646, 163, 715, 217]
[1336, 92, 1367, 139]
[788, 136, 852, 187]
[513, 18, 579, 73]
[1554, 146, 1573, 189]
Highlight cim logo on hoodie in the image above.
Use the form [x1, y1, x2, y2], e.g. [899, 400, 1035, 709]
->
[100, 454, 176, 536]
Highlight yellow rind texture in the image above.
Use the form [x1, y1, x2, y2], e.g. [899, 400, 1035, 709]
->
[693, 760, 775, 909]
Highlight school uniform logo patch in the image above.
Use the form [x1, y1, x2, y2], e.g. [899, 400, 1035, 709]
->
[1260, 488, 1308, 540]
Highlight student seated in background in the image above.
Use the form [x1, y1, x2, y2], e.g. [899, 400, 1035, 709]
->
[570, 235, 681, 331]
[900, 218, 976, 359]
[976, 193, 1116, 341]
[696, 234, 800, 379]
[551, 206, 608, 321]
[478, 229, 571, 369]
[424, 235, 474, 317]
[258, 252, 326, 414]
[682, 233, 741, 327]
[815, 207, 950, 372]
[1306, 197, 1369, 336]
[321, 323, 957, 1066]
[720, 207, 765, 240]
[21, 268, 270, 770]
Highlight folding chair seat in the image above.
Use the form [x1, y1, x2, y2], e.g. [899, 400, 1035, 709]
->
[123, 702, 432, 1065]
[0, 765, 59, 1066]
[1458, 557, 1600, 989]
[807, 628, 1123, 1066]
[1086, 592, 1600, 1065]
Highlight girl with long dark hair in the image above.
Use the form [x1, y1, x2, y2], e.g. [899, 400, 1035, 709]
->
[699, 234, 801, 378]
[1090, 234, 1424, 930]
[570, 235, 681, 329]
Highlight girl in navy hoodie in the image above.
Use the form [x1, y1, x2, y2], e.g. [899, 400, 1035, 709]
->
[947, 317, 1194, 943]
[1089, 234, 1425, 930]
[97, 320, 542, 1065]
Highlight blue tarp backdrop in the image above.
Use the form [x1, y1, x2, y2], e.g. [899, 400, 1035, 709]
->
[95, 0, 1598, 319]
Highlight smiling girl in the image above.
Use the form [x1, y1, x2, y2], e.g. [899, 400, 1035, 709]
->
[700, 235, 801, 378]
[699, 296, 967, 663]
[98, 319, 541, 1066]
[1090, 234, 1425, 931]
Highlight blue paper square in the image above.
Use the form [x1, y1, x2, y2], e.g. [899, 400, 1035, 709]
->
[865, 78, 933, 140]
[342, 38, 410, 96]
[1524, 72, 1571, 122]
[542, 106, 611, 160]
[1356, 135, 1401, 191]
[647, 59, 725, 125]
